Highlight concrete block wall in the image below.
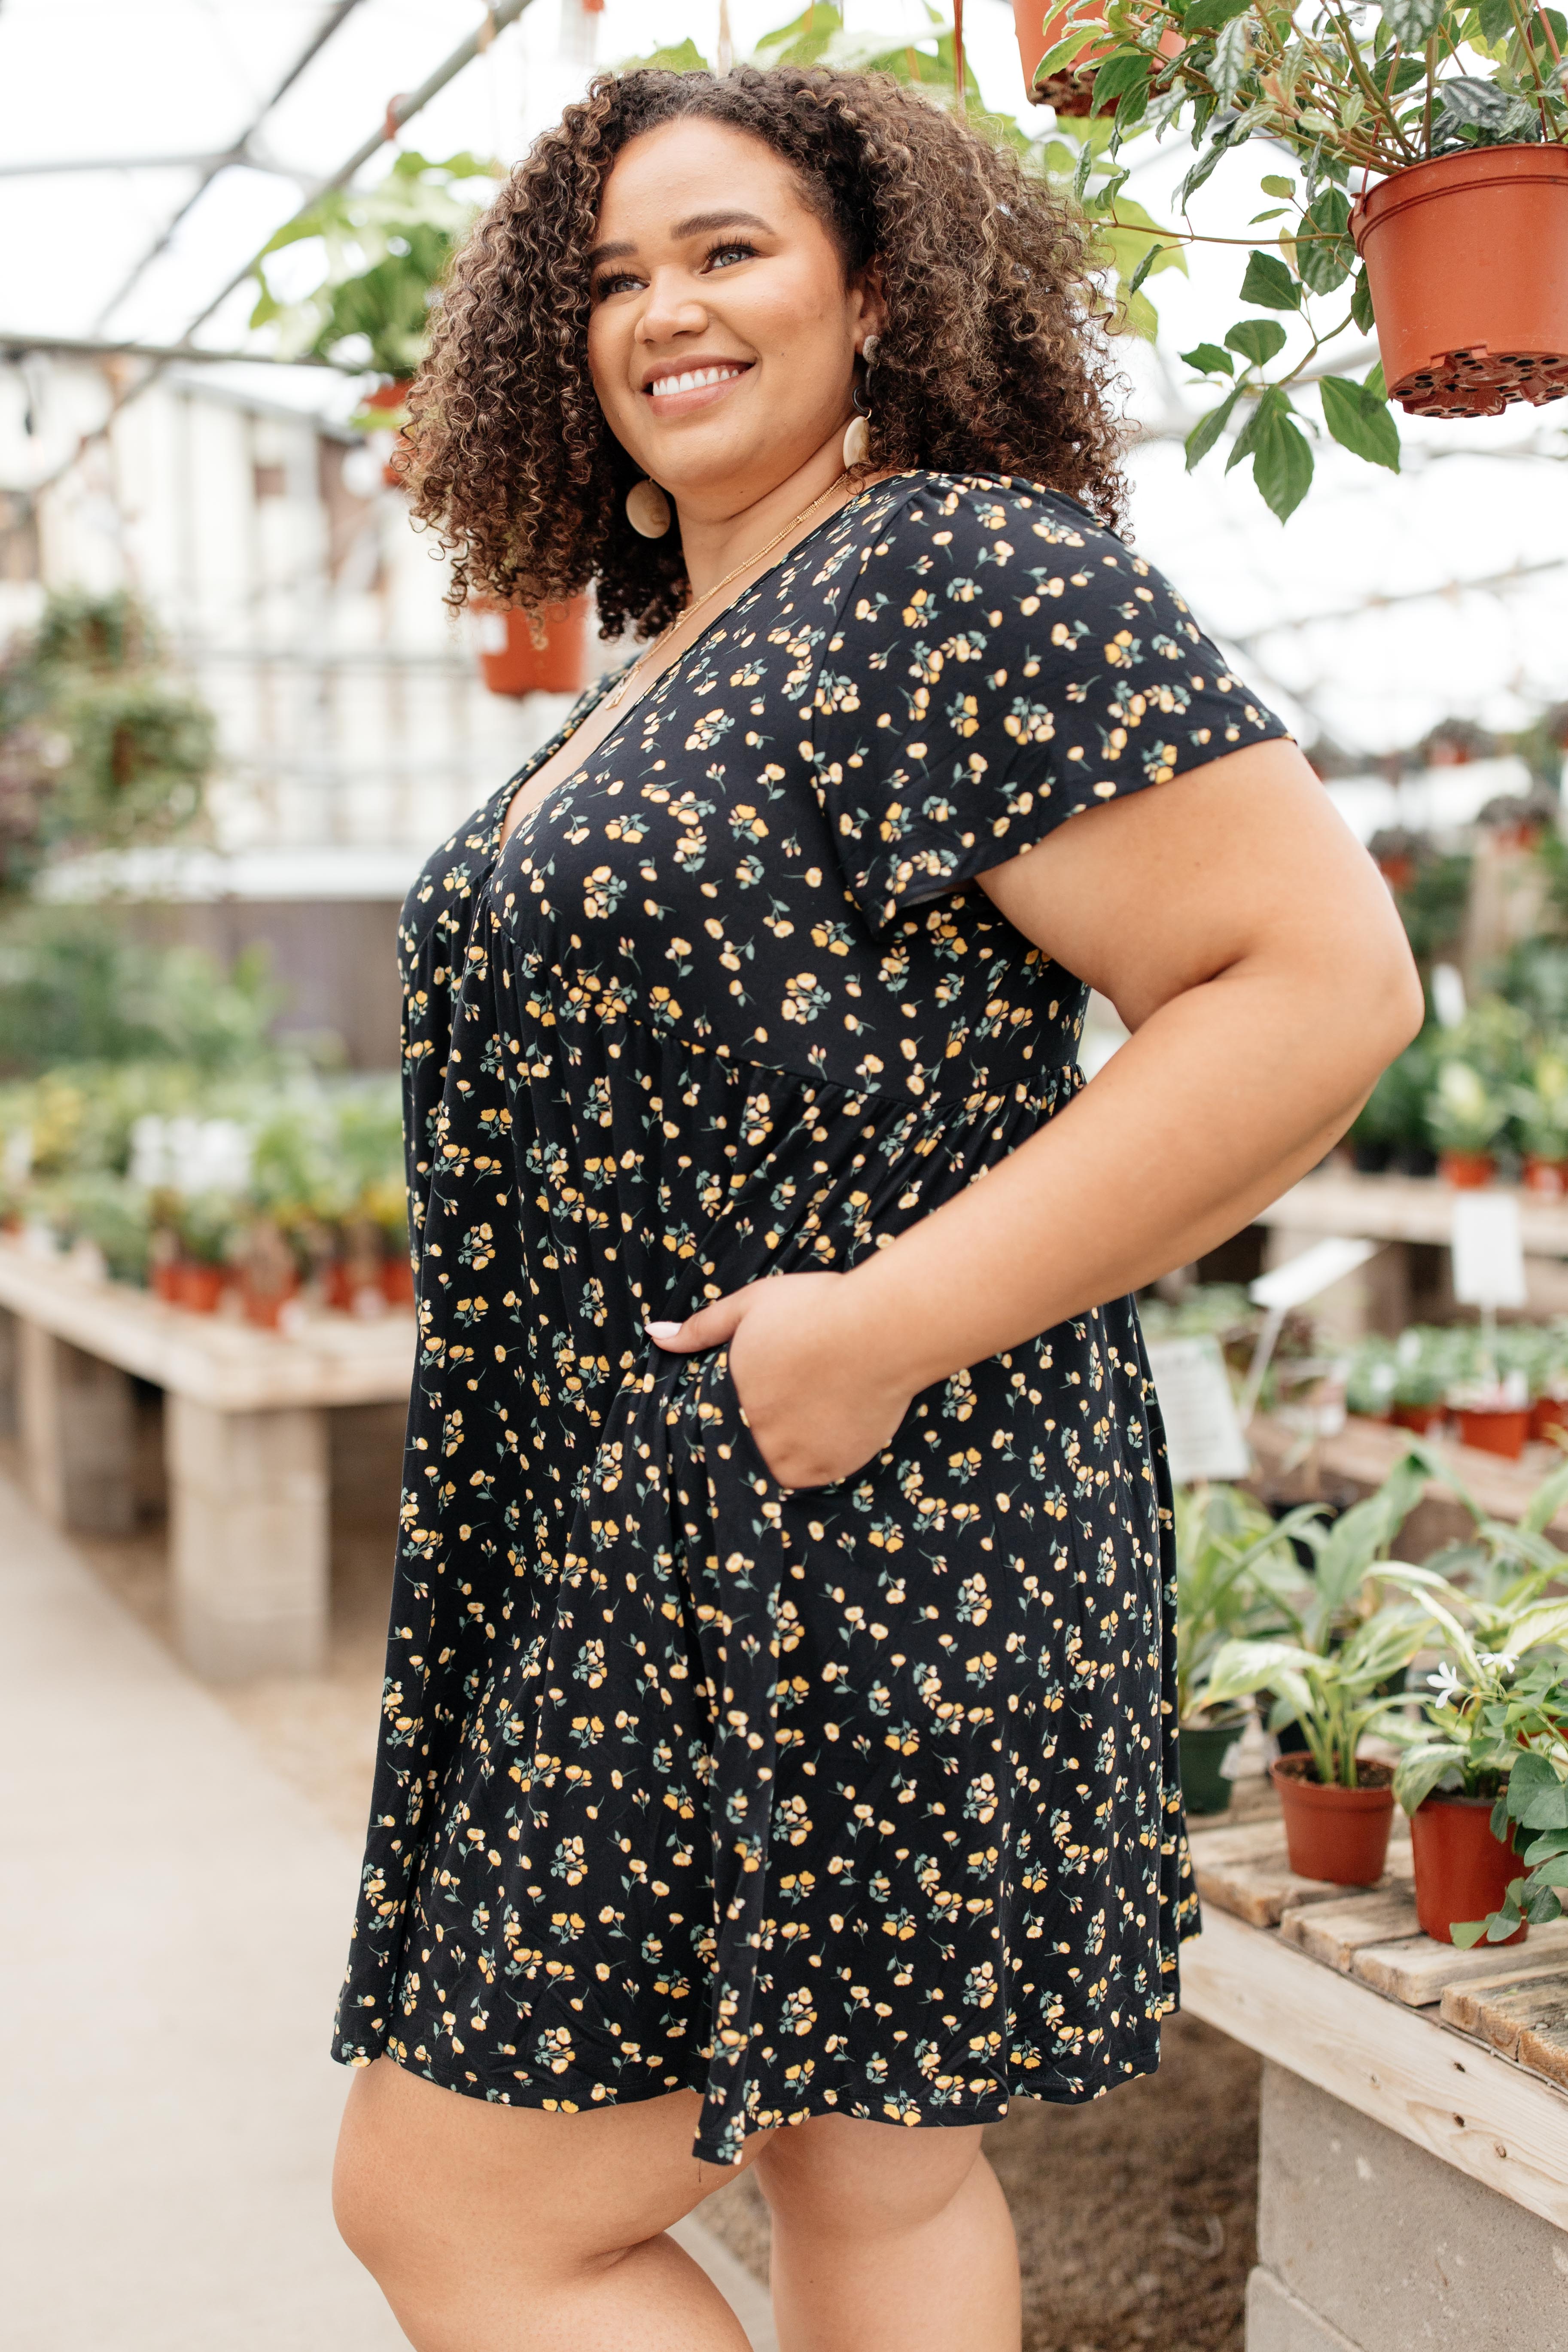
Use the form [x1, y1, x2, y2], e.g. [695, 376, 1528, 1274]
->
[1248, 2063, 1568, 2352]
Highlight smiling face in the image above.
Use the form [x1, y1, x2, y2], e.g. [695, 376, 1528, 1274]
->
[585, 117, 883, 522]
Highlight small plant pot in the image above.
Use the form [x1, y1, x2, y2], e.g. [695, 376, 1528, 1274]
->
[1179, 1714, 1248, 1816]
[360, 378, 412, 487]
[474, 596, 590, 697]
[241, 1274, 300, 1331]
[1438, 1149, 1496, 1190]
[1455, 1406, 1531, 1460]
[1410, 1794, 1527, 1947]
[151, 1260, 182, 1306]
[1271, 1754, 1395, 1886]
[1523, 1155, 1568, 1199]
[1351, 145, 1568, 418]
[175, 1262, 226, 1314]
[1390, 1400, 1443, 1435]
[381, 1253, 416, 1308]
[1531, 1394, 1568, 1444]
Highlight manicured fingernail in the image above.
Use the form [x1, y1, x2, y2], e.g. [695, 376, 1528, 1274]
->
[647, 1321, 683, 1341]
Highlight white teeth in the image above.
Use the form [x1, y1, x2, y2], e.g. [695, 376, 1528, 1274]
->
[648, 365, 744, 398]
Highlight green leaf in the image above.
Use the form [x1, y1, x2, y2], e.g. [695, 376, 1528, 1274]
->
[1261, 173, 1295, 198]
[1351, 268, 1377, 333]
[1503, 1599, 1568, 1659]
[1127, 240, 1166, 296]
[1449, 1917, 1490, 1948]
[1184, 382, 1245, 468]
[1182, 0, 1252, 28]
[1235, 390, 1315, 520]
[1210, 15, 1252, 102]
[1092, 51, 1154, 112]
[1297, 187, 1355, 297]
[1364, 357, 1386, 399]
[1394, 1742, 1466, 1816]
[1240, 250, 1302, 310]
[1478, 0, 1515, 34]
[1182, 342, 1235, 376]
[1320, 374, 1402, 471]
[1380, 0, 1445, 42]
[1179, 136, 1230, 210]
[1225, 316, 1289, 365]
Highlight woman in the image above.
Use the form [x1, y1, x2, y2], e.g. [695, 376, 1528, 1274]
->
[332, 63, 1421, 2352]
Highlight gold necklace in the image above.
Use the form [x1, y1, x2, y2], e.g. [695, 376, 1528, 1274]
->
[600, 469, 851, 714]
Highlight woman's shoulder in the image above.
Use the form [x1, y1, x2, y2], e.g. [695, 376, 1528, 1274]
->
[849, 469, 1176, 630]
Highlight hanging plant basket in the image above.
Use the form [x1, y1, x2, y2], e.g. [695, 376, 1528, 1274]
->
[473, 596, 591, 699]
[1352, 145, 1568, 420]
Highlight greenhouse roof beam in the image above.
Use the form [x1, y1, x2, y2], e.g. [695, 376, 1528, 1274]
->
[0, 329, 355, 371]
[0, 152, 244, 179]
[177, 0, 538, 350]
[92, 0, 372, 335]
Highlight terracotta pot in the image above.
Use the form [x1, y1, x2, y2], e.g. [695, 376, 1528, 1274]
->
[175, 1261, 225, 1314]
[1455, 1406, 1530, 1460]
[152, 1260, 182, 1305]
[1523, 1154, 1568, 1198]
[474, 596, 591, 698]
[1016, 2, 1181, 113]
[1438, 1148, 1495, 1189]
[241, 1273, 299, 1331]
[1411, 1794, 1526, 1947]
[1271, 1754, 1395, 1886]
[361, 378, 412, 488]
[1390, 1400, 1443, 1435]
[1351, 145, 1568, 418]
[1531, 1393, 1568, 1443]
[381, 1253, 416, 1308]
[1179, 1715, 1248, 1816]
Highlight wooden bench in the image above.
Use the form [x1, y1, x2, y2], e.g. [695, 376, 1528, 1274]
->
[1184, 1801, 1568, 2349]
[0, 1240, 414, 1680]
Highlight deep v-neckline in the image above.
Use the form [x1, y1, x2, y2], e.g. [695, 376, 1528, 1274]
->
[493, 477, 901, 857]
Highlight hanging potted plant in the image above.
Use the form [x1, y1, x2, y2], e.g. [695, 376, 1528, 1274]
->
[472, 598, 592, 700]
[1036, 0, 1568, 517]
[1174, 1482, 1317, 1812]
[1015, 1, 1182, 113]
[1426, 1056, 1508, 1186]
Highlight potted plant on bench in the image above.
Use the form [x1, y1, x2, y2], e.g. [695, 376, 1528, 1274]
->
[1175, 1482, 1318, 1812]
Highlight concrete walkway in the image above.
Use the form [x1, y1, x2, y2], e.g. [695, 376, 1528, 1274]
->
[0, 1473, 774, 2351]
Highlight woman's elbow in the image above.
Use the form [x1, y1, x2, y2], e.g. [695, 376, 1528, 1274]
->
[1353, 927, 1426, 1071]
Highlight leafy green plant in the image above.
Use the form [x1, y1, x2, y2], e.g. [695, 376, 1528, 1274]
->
[1033, 0, 1568, 514]
[0, 909, 284, 1078]
[250, 149, 501, 381]
[1425, 1057, 1510, 1153]
[1174, 1482, 1315, 1722]
[1203, 1453, 1432, 1783]
[1510, 1047, 1568, 1159]
[1455, 1701, 1568, 1941]
[0, 591, 213, 889]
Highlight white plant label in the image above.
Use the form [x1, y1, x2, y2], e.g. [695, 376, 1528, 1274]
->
[1249, 1235, 1382, 1314]
[1431, 961, 1468, 1029]
[1451, 1192, 1527, 1310]
[1145, 1336, 1251, 1485]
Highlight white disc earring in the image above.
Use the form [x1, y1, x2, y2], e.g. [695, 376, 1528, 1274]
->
[842, 414, 870, 467]
[625, 478, 671, 538]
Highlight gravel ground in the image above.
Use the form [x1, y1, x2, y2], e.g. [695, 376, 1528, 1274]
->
[59, 1395, 1262, 2352]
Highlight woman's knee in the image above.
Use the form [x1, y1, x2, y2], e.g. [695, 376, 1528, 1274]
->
[753, 2112, 988, 2241]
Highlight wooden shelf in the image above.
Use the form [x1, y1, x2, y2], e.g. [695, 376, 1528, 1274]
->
[1248, 1409, 1568, 1535]
[1183, 1803, 1568, 2233]
[0, 1241, 414, 1410]
[1256, 1168, 1568, 1258]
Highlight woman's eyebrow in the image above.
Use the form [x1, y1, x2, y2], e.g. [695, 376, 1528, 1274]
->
[669, 209, 773, 240]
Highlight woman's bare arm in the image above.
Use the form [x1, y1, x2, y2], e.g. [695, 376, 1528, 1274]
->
[650, 739, 1425, 1486]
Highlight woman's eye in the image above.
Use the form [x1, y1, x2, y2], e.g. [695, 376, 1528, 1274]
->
[595, 270, 642, 299]
[705, 240, 758, 271]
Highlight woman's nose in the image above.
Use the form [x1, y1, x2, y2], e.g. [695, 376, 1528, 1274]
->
[635, 272, 709, 346]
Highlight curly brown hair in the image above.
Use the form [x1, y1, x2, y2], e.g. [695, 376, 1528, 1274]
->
[405, 64, 1126, 639]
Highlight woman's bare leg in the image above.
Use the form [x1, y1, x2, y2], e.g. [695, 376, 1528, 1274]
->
[755, 2113, 1021, 2352]
[333, 2057, 769, 2352]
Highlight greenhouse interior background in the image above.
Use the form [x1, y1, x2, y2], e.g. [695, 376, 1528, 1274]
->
[4, 3, 1568, 2350]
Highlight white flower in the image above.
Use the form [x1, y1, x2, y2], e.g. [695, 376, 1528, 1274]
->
[1426, 1662, 1465, 1701]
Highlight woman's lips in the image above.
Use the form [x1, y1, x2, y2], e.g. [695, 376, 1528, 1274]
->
[642, 361, 753, 416]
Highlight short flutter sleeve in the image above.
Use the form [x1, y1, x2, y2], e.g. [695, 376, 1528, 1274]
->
[810, 474, 1288, 929]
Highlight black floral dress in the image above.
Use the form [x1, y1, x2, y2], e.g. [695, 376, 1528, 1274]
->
[335, 471, 1285, 2164]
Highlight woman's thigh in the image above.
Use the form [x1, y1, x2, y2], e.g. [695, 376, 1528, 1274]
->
[752, 2110, 990, 2236]
[334, 2057, 770, 2282]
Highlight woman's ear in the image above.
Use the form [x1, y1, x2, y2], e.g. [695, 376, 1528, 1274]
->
[853, 258, 890, 345]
